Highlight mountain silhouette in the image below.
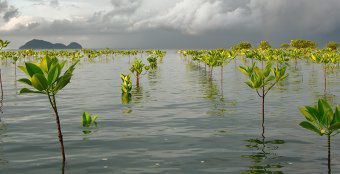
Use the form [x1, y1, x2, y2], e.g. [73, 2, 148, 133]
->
[19, 39, 82, 49]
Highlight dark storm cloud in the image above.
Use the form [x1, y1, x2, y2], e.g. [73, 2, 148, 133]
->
[0, 0, 20, 22]
[50, 0, 59, 8]
[0, 0, 7, 10]
[1, 0, 340, 49]
[3, 6, 19, 21]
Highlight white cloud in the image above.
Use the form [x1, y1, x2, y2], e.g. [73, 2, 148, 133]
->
[1, 0, 339, 48]
[0, 15, 40, 31]
[2, 0, 340, 35]
[50, 0, 59, 8]
[131, 0, 254, 34]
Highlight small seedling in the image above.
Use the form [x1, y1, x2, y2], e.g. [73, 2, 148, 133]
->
[147, 56, 158, 69]
[239, 60, 288, 134]
[18, 56, 79, 163]
[299, 99, 339, 174]
[82, 112, 98, 127]
[120, 74, 132, 94]
[130, 58, 147, 87]
[0, 39, 10, 114]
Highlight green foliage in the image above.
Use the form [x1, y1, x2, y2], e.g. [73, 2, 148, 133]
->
[258, 40, 271, 50]
[205, 50, 221, 68]
[82, 112, 98, 127]
[18, 56, 79, 95]
[129, 59, 145, 76]
[120, 74, 132, 94]
[232, 41, 252, 51]
[146, 50, 166, 59]
[147, 56, 158, 69]
[326, 41, 338, 51]
[280, 43, 290, 49]
[17, 54, 78, 163]
[121, 93, 132, 104]
[0, 39, 10, 50]
[290, 39, 317, 49]
[299, 99, 340, 136]
[311, 51, 339, 65]
[239, 62, 288, 95]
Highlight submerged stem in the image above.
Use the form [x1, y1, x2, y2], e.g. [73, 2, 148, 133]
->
[261, 88, 265, 136]
[221, 66, 223, 97]
[136, 73, 140, 87]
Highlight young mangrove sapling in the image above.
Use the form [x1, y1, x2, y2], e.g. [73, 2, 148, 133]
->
[18, 56, 79, 163]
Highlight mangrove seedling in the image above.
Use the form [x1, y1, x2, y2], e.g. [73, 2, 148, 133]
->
[310, 52, 338, 95]
[129, 58, 146, 87]
[121, 74, 132, 104]
[82, 112, 98, 127]
[0, 39, 10, 114]
[0, 39, 10, 50]
[239, 61, 288, 134]
[299, 99, 339, 174]
[18, 56, 79, 163]
[147, 56, 158, 69]
[121, 74, 132, 94]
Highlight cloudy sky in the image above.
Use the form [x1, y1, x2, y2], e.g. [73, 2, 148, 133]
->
[0, 0, 339, 49]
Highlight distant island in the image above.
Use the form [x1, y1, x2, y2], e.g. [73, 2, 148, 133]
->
[19, 39, 82, 50]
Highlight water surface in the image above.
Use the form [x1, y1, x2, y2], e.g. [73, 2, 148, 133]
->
[0, 50, 339, 173]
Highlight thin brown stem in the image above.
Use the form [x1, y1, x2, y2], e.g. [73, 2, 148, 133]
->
[256, 90, 262, 98]
[328, 134, 331, 174]
[0, 69, 3, 114]
[14, 62, 17, 88]
[47, 92, 66, 163]
[136, 73, 140, 87]
[324, 65, 327, 95]
[220, 66, 224, 97]
[264, 81, 278, 97]
[261, 87, 265, 135]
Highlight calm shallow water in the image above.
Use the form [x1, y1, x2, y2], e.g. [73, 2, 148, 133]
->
[0, 50, 339, 173]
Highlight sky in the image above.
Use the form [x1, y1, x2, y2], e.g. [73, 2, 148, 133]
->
[0, 0, 339, 49]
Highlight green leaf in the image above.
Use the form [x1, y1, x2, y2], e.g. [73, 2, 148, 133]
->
[47, 65, 60, 85]
[245, 81, 254, 89]
[18, 65, 30, 77]
[25, 62, 43, 77]
[305, 106, 322, 125]
[19, 88, 45, 94]
[319, 99, 334, 125]
[92, 115, 98, 122]
[82, 112, 88, 127]
[53, 74, 72, 92]
[120, 74, 125, 81]
[335, 105, 340, 122]
[317, 99, 325, 118]
[31, 74, 48, 91]
[299, 121, 322, 136]
[18, 78, 32, 86]
[299, 106, 317, 123]
[39, 57, 49, 73]
[264, 63, 272, 77]
[82, 112, 93, 127]
[329, 122, 340, 132]
[266, 75, 275, 82]
[239, 66, 250, 76]
[59, 61, 66, 71]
